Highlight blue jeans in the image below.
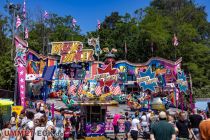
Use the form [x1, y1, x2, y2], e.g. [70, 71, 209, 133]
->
[72, 131, 77, 140]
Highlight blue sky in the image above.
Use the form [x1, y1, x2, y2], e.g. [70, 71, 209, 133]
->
[0, 0, 209, 34]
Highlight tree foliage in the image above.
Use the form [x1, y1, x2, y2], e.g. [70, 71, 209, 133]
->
[0, 0, 209, 97]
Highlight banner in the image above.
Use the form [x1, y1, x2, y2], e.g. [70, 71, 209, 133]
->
[12, 106, 23, 116]
[14, 36, 28, 106]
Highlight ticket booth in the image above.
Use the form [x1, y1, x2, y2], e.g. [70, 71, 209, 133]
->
[78, 101, 118, 139]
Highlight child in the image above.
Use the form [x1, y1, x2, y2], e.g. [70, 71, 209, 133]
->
[124, 117, 131, 140]
[64, 123, 71, 140]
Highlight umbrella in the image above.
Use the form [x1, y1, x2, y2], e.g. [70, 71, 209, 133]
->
[0, 99, 14, 106]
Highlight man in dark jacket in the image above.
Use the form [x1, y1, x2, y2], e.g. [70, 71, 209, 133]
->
[176, 112, 190, 139]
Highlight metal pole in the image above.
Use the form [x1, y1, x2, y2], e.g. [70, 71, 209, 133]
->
[189, 73, 194, 109]
[12, 7, 17, 105]
[11, 9, 15, 60]
[42, 17, 45, 55]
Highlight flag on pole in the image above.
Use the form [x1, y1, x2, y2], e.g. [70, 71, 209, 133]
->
[72, 18, 77, 27]
[77, 84, 83, 94]
[43, 10, 49, 20]
[124, 41, 127, 54]
[113, 85, 121, 95]
[23, 0, 26, 18]
[97, 20, 101, 30]
[25, 27, 28, 39]
[69, 82, 76, 96]
[16, 15, 21, 29]
[95, 85, 102, 96]
[109, 85, 114, 92]
[172, 34, 179, 47]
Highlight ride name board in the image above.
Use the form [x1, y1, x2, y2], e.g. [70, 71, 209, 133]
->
[51, 41, 83, 55]
[60, 49, 94, 63]
[94, 73, 118, 81]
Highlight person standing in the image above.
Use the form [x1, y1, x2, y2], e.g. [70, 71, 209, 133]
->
[34, 116, 47, 140]
[150, 111, 176, 140]
[189, 109, 203, 139]
[112, 114, 121, 140]
[141, 112, 149, 139]
[176, 112, 190, 139]
[70, 112, 80, 140]
[64, 122, 71, 140]
[0, 122, 11, 140]
[124, 116, 131, 140]
[54, 109, 65, 139]
[10, 112, 18, 140]
[130, 111, 141, 140]
[199, 111, 210, 140]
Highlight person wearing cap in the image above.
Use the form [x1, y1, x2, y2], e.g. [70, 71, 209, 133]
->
[150, 111, 176, 140]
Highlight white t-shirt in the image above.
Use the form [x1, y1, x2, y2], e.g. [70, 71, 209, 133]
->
[34, 127, 46, 140]
[27, 120, 34, 129]
[131, 118, 140, 131]
[141, 115, 148, 126]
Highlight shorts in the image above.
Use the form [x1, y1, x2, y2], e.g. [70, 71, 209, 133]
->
[125, 128, 130, 133]
[113, 125, 119, 134]
[130, 130, 138, 139]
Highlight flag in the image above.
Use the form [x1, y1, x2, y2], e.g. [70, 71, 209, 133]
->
[113, 85, 121, 95]
[25, 27, 28, 39]
[109, 85, 114, 92]
[97, 19, 101, 30]
[95, 85, 102, 96]
[72, 18, 77, 27]
[172, 34, 179, 47]
[69, 82, 76, 96]
[77, 84, 83, 94]
[43, 10, 49, 19]
[124, 41, 127, 54]
[23, 0, 26, 18]
[16, 15, 21, 29]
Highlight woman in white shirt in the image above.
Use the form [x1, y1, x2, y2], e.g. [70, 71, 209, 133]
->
[130, 111, 141, 140]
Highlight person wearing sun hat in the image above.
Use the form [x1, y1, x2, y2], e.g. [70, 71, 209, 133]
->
[150, 111, 176, 140]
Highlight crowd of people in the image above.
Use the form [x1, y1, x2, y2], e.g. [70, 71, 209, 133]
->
[0, 104, 81, 140]
[0, 104, 210, 140]
[113, 109, 210, 140]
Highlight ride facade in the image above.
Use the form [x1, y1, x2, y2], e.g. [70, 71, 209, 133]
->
[14, 36, 192, 137]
